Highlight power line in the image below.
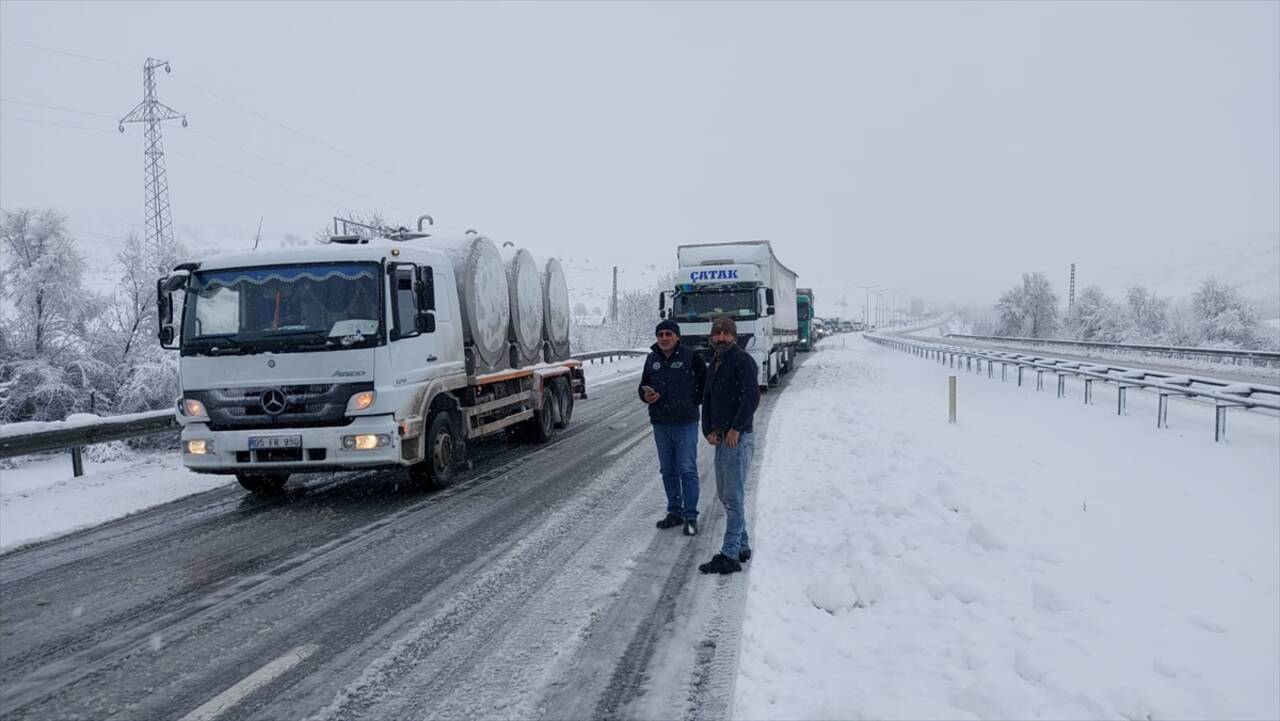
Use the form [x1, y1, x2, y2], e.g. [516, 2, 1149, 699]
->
[0, 113, 118, 134]
[3, 113, 347, 211]
[164, 146, 347, 210]
[1, 38, 524, 234]
[170, 75, 424, 189]
[0, 97, 118, 119]
[0, 37, 137, 70]
[184, 127, 413, 215]
[2, 93, 410, 214]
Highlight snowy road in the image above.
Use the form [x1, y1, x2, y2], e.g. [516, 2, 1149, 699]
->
[0, 362, 794, 721]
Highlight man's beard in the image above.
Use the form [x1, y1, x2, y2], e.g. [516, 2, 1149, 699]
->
[712, 340, 732, 353]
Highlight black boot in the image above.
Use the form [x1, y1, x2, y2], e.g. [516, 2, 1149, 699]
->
[683, 520, 698, 536]
[698, 554, 742, 574]
[738, 548, 751, 563]
[656, 513, 682, 529]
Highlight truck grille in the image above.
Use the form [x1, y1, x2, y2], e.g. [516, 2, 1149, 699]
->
[187, 382, 374, 431]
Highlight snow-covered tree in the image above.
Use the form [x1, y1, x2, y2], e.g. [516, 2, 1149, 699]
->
[0, 208, 93, 359]
[1122, 286, 1168, 342]
[1063, 285, 1125, 341]
[995, 272, 1060, 338]
[1191, 277, 1261, 348]
[94, 232, 188, 414]
[0, 209, 113, 422]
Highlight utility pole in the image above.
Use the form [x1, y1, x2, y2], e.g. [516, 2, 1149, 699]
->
[857, 285, 876, 329]
[119, 57, 186, 275]
[1068, 263, 1077, 311]
[610, 266, 619, 323]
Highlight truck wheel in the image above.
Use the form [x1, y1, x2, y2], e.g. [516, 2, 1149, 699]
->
[410, 412, 459, 489]
[236, 472, 289, 495]
[528, 387, 555, 443]
[553, 377, 574, 428]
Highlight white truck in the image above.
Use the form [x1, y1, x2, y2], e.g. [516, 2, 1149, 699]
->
[157, 221, 583, 495]
[660, 240, 799, 389]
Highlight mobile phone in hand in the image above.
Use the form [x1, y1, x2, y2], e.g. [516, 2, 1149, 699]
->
[641, 385, 655, 394]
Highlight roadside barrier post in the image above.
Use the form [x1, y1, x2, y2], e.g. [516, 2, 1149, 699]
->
[949, 375, 957, 424]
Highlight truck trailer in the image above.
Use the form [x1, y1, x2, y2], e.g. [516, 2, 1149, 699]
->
[660, 240, 799, 389]
[157, 222, 583, 495]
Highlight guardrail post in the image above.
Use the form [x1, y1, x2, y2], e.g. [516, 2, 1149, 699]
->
[1001, 363, 1007, 382]
[1117, 386, 1127, 415]
[949, 375, 957, 424]
[987, 360, 993, 379]
[1084, 378, 1093, 405]
[1157, 393, 1169, 428]
[1017, 366, 1024, 386]
[1056, 374, 1065, 398]
[1036, 370, 1044, 391]
[71, 446, 84, 477]
[1215, 404, 1228, 442]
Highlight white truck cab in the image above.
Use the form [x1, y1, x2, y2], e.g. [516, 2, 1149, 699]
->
[159, 227, 582, 494]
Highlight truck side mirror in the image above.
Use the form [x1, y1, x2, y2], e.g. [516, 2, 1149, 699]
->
[761, 288, 775, 316]
[416, 266, 435, 311]
[658, 290, 672, 320]
[156, 278, 180, 349]
[415, 312, 436, 334]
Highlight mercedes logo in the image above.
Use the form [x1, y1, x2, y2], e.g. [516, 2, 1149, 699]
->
[260, 389, 287, 415]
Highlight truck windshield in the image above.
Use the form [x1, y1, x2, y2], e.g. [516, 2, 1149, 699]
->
[673, 289, 758, 321]
[182, 262, 382, 354]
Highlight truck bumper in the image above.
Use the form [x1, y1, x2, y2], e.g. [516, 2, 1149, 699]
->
[180, 415, 404, 474]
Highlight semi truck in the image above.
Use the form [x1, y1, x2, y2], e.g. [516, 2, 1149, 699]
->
[157, 220, 583, 495]
[659, 240, 799, 389]
[797, 288, 815, 352]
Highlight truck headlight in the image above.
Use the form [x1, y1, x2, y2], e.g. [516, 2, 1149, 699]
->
[184, 439, 212, 455]
[342, 433, 391, 450]
[346, 391, 376, 413]
[182, 398, 208, 418]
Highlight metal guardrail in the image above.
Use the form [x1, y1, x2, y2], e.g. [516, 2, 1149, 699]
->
[944, 333, 1280, 368]
[867, 334, 1280, 443]
[0, 350, 648, 470]
[0, 410, 179, 471]
[574, 349, 649, 363]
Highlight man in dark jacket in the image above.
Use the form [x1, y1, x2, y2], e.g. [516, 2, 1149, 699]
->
[639, 319, 708, 536]
[698, 316, 760, 575]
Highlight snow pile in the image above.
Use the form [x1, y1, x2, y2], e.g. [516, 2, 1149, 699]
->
[736, 337, 1280, 720]
[0, 452, 228, 552]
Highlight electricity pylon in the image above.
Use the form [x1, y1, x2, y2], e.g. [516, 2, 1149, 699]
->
[119, 58, 187, 273]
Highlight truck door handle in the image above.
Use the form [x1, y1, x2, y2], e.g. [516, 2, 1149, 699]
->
[427, 355, 438, 362]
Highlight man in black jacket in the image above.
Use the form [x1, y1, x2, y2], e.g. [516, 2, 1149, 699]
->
[639, 319, 708, 536]
[698, 316, 760, 575]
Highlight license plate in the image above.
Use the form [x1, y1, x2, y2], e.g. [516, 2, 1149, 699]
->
[249, 435, 302, 450]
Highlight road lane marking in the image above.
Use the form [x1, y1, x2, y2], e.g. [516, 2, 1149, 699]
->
[605, 429, 651, 458]
[179, 643, 320, 721]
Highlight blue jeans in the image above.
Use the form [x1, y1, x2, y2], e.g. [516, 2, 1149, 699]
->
[652, 422, 701, 520]
[714, 432, 754, 558]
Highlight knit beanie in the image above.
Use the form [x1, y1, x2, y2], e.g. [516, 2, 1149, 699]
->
[655, 319, 681, 337]
[710, 316, 737, 337]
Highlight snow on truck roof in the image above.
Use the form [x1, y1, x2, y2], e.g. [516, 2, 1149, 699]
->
[189, 235, 469, 272]
[676, 240, 798, 278]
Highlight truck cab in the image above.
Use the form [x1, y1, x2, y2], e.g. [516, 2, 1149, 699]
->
[159, 230, 582, 495]
[660, 241, 798, 389]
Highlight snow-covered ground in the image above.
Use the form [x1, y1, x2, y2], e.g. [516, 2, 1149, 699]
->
[0, 356, 646, 554]
[0, 453, 229, 553]
[736, 335, 1280, 720]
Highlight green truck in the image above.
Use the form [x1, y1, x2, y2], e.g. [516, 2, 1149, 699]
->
[797, 288, 815, 352]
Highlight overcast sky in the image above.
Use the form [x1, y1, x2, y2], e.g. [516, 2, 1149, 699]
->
[1, 1, 1277, 312]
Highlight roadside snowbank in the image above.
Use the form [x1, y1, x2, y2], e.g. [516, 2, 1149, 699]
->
[0, 452, 228, 553]
[737, 336, 1279, 720]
